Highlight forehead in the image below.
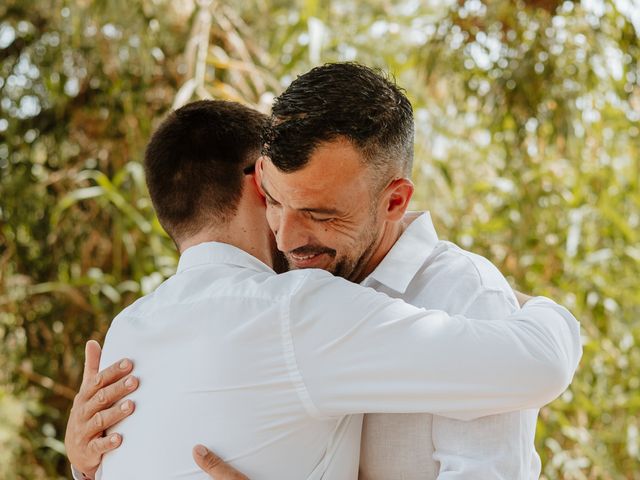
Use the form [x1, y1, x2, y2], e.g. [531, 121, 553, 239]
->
[262, 138, 373, 207]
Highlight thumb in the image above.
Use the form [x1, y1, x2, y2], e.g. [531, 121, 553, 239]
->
[192, 444, 248, 479]
[82, 340, 102, 383]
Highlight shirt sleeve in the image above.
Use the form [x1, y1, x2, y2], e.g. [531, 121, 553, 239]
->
[431, 288, 538, 479]
[284, 270, 582, 421]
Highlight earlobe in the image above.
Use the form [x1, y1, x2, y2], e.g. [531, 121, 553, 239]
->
[249, 178, 266, 207]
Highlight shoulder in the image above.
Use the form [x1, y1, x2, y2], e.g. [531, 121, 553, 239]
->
[109, 291, 155, 326]
[276, 268, 378, 305]
[409, 241, 518, 316]
[256, 268, 341, 299]
[427, 241, 513, 292]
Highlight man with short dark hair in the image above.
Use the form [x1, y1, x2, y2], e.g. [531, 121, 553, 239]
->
[140, 100, 285, 272]
[257, 62, 545, 479]
[144, 100, 268, 241]
[260, 63, 416, 282]
[66, 68, 580, 480]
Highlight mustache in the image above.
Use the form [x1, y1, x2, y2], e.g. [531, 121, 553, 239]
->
[287, 245, 337, 258]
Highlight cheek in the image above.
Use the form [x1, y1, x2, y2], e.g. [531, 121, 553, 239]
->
[335, 213, 381, 253]
[316, 223, 362, 251]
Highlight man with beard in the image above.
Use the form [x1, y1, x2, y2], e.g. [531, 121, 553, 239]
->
[66, 65, 581, 479]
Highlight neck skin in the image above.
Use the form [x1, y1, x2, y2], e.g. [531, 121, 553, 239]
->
[177, 176, 275, 269]
[353, 210, 421, 283]
[352, 179, 419, 283]
[354, 220, 405, 283]
[177, 223, 273, 269]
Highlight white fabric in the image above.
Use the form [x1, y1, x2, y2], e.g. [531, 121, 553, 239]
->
[359, 212, 543, 480]
[71, 465, 91, 480]
[95, 240, 581, 480]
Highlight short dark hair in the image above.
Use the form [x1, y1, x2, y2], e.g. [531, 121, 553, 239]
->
[144, 100, 267, 242]
[263, 62, 414, 181]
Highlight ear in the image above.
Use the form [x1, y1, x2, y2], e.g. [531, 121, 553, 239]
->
[243, 173, 267, 213]
[383, 178, 414, 222]
[254, 156, 266, 198]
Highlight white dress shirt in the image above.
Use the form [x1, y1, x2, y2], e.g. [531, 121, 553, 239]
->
[359, 212, 542, 480]
[94, 240, 581, 480]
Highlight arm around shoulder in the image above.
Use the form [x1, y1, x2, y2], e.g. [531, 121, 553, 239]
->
[285, 272, 582, 420]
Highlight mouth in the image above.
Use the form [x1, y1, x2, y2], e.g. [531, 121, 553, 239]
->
[287, 251, 331, 269]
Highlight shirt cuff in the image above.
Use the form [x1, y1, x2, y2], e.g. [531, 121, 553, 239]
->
[71, 465, 93, 480]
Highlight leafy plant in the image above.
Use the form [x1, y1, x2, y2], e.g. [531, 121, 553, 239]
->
[1, 0, 638, 478]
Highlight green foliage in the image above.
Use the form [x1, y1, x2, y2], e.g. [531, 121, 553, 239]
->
[1, 0, 638, 478]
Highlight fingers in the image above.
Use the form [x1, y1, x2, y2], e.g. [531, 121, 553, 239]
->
[66, 342, 135, 478]
[87, 432, 123, 457]
[193, 445, 249, 480]
[87, 400, 136, 438]
[84, 374, 139, 418]
[81, 357, 134, 401]
[65, 399, 128, 477]
[82, 340, 102, 384]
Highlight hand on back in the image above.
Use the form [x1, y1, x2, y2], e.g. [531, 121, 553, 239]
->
[64, 340, 248, 479]
[64, 340, 138, 479]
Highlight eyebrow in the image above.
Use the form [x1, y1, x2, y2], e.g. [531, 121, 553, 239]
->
[260, 181, 341, 216]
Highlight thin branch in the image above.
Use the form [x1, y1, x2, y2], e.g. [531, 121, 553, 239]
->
[19, 364, 77, 401]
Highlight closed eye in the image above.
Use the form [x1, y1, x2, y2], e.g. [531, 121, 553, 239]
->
[308, 213, 335, 222]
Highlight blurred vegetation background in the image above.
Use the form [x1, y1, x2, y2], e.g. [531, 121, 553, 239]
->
[0, 0, 638, 478]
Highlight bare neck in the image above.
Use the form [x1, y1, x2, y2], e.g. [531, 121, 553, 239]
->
[352, 221, 403, 283]
[178, 219, 273, 269]
[353, 212, 420, 283]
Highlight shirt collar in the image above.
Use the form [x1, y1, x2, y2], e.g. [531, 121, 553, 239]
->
[362, 212, 439, 294]
[177, 241, 275, 274]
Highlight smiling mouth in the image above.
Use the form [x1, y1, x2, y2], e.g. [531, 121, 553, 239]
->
[287, 250, 333, 268]
[290, 252, 321, 261]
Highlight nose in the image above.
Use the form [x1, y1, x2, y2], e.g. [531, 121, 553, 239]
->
[275, 209, 311, 253]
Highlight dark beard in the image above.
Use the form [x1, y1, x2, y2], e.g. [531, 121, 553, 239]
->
[271, 247, 290, 274]
[329, 217, 381, 282]
[333, 232, 379, 282]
